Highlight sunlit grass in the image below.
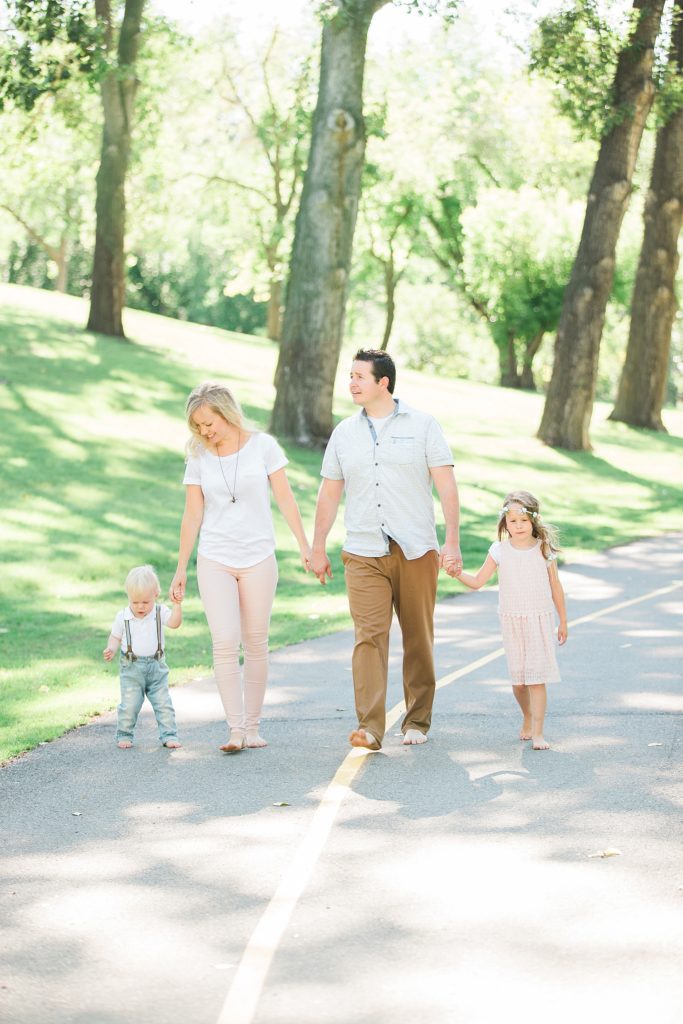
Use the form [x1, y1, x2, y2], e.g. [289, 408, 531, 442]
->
[1, 282, 681, 762]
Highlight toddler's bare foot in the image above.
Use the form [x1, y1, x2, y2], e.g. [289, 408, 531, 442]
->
[520, 717, 532, 741]
[402, 729, 428, 745]
[532, 735, 550, 750]
[117, 740, 132, 749]
[349, 729, 380, 751]
[246, 733, 268, 748]
[163, 739, 182, 748]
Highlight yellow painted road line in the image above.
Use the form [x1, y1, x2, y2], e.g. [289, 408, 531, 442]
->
[215, 579, 682, 1024]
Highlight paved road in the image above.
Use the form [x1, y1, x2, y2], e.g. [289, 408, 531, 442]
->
[1, 534, 682, 1024]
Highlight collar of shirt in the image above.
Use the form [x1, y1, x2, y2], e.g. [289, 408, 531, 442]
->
[123, 605, 157, 621]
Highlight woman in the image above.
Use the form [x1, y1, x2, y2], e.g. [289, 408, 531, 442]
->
[170, 381, 311, 753]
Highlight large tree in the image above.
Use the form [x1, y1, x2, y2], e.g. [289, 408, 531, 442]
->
[87, 0, 146, 337]
[271, 0, 457, 445]
[536, 0, 666, 450]
[609, 0, 683, 431]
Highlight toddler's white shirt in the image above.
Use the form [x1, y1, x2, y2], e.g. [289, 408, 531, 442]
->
[110, 603, 173, 657]
[183, 432, 288, 568]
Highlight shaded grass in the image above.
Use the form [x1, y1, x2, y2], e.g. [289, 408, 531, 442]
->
[1, 283, 681, 762]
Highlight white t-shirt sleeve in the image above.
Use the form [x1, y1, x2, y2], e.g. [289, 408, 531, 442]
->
[183, 453, 202, 486]
[110, 610, 125, 639]
[261, 433, 289, 475]
[488, 541, 502, 564]
[425, 417, 454, 467]
[320, 428, 344, 480]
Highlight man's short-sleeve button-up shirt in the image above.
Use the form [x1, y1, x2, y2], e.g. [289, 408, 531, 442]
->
[320, 399, 454, 560]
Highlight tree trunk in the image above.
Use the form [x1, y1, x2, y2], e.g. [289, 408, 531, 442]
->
[609, 0, 683, 432]
[270, 0, 389, 445]
[267, 277, 283, 341]
[499, 332, 521, 388]
[381, 257, 397, 350]
[537, 0, 664, 450]
[87, 0, 145, 338]
[521, 329, 544, 390]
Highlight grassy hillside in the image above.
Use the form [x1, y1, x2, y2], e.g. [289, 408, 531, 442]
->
[1, 283, 681, 762]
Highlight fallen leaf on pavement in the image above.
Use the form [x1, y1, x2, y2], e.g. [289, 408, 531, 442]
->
[272, 802, 290, 807]
[588, 848, 622, 859]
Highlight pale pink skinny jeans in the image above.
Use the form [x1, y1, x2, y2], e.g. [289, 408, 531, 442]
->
[197, 552, 278, 734]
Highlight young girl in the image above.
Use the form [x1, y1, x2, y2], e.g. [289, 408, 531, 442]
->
[453, 491, 567, 750]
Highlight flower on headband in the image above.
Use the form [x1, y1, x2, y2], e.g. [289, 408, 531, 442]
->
[499, 504, 538, 519]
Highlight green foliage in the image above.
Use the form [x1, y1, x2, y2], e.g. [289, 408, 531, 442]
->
[529, 0, 626, 141]
[0, 0, 104, 111]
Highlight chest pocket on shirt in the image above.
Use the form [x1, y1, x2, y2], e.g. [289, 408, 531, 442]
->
[382, 435, 416, 464]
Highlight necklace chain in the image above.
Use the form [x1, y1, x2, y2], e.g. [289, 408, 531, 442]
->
[216, 432, 240, 503]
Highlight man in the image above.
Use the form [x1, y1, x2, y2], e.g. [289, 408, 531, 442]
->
[310, 349, 461, 750]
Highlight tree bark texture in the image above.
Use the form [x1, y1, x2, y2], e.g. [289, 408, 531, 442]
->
[537, 0, 665, 450]
[87, 0, 145, 338]
[609, 0, 683, 431]
[270, 0, 389, 445]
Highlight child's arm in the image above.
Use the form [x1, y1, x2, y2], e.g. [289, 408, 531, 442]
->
[455, 555, 498, 590]
[103, 633, 121, 661]
[167, 600, 183, 629]
[548, 560, 568, 644]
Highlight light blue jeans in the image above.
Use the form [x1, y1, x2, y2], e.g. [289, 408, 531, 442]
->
[117, 655, 178, 744]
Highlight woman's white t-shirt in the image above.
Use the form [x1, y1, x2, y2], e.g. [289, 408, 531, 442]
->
[183, 433, 288, 568]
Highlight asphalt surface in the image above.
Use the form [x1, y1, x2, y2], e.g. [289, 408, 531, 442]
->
[1, 533, 682, 1024]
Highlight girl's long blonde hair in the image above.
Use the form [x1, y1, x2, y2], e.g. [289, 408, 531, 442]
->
[184, 381, 246, 456]
[498, 490, 561, 561]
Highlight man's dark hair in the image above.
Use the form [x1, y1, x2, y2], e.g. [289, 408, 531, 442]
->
[354, 349, 396, 394]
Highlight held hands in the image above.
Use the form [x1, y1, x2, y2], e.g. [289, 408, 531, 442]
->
[310, 548, 333, 585]
[169, 570, 186, 604]
[300, 542, 313, 572]
[440, 544, 463, 579]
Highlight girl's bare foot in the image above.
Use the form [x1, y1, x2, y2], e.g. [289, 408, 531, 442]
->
[163, 739, 182, 748]
[117, 740, 132, 749]
[519, 716, 532, 741]
[532, 735, 550, 750]
[246, 733, 268, 748]
[220, 730, 246, 754]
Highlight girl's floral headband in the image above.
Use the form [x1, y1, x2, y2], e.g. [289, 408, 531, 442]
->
[499, 504, 538, 519]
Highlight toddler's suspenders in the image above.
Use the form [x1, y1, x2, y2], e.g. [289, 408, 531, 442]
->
[123, 606, 164, 662]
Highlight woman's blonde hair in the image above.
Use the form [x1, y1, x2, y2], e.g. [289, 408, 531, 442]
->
[184, 380, 245, 455]
[125, 565, 161, 599]
[497, 490, 561, 561]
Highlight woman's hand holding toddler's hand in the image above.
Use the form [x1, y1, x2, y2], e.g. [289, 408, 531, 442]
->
[169, 570, 186, 603]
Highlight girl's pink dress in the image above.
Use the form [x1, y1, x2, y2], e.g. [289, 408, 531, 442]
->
[489, 538, 560, 685]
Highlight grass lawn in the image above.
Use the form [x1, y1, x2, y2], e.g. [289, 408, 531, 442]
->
[1, 282, 681, 763]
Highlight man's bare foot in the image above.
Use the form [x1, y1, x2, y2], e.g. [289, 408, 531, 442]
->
[117, 740, 132, 749]
[403, 728, 427, 745]
[520, 717, 532, 741]
[532, 735, 550, 750]
[163, 739, 182, 748]
[246, 733, 268, 748]
[349, 729, 380, 750]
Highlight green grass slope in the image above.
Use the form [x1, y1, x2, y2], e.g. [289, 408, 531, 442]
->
[1, 283, 681, 762]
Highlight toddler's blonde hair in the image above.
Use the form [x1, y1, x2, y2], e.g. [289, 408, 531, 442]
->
[125, 565, 161, 599]
[498, 490, 561, 561]
[185, 380, 246, 456]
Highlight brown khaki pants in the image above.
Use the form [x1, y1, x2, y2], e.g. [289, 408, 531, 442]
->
[342, 541, 439, 746]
